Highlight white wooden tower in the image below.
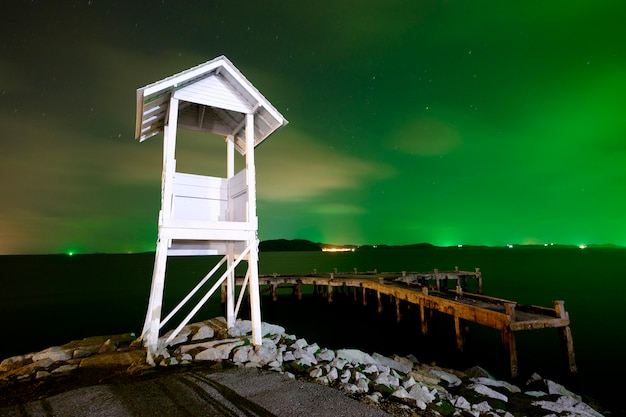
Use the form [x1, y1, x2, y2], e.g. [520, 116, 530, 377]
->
[134, 56, 287, 362]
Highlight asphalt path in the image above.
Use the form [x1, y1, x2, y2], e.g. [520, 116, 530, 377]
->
[0, 368, 392, 417]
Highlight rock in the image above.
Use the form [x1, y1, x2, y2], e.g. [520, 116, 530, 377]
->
[545, 379, 582, 402]
[453, 396, 472, 411]
[0, 355, 32, 372]
[374, 373, 400, 388]
[79, 351, 143, 369]
[191, 324, 214, 341]
[340, 369, 351, 383]
[194, 348, 223, 361]
[72, 349, 92, 359]
[373, 352, 412, 374]
[468, 383, 509, 402]
[329, 357, 348, 370]
[336, 348, 377, 365]
[407, 384, 437, 409]
[471, 401, 492, 414]
[232, 345, 252, 364]
[326, 367, 339, 382]
[429, 369, 462, 387]
[51, 364, 78, 374]
[98, 339, 117, 354]
[407, 369, 439, 386]
[356, 377, 370, 393]
[261, 322, 285, 336]
[533, 396, 604, 417]
[32, 346, 72, 362]
[315, 348, 335, 362]
[248, 340, 278, 365]
[35, 370, 50, 379]
[177, 337, 243, 354]
[1, 317, 604, 417]
[470, 376, 521, 393]
[309, 367, 323, 378]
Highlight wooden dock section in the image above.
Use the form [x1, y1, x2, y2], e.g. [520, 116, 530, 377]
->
[224, 268, 577, 379]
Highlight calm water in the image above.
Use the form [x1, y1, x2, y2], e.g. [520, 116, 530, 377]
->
[0, 248, 623, 414]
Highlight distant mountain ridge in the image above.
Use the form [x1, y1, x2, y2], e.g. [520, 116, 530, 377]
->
[259, 239, 322, 252]
[259, 239, 624, 252]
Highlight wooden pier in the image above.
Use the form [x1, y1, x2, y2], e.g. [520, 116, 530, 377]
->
[223, 268, 577, 379]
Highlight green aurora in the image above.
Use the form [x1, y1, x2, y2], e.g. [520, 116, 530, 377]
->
[1, 1, 625, 254]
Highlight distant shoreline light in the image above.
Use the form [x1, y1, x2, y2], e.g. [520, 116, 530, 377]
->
[321, 247, 355, 252]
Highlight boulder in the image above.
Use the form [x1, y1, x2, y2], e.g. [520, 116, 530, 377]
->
[32, 346, 72, 362]
[336, 348, 377, 365]
[468, 383, 508, 402]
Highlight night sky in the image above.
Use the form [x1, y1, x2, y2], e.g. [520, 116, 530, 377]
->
[2, 1, 625, 254]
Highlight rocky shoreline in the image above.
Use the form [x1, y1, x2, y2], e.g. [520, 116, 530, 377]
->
[0, 317, 606, 416]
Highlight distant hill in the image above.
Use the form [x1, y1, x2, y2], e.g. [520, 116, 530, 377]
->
[259, 239, 322, 252]
[258, 240, 624, 252]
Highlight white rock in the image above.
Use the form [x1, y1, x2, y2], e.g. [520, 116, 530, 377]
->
[329, 357, 348, 370]
[292, 338, 308, 349]
[391, 386, 411, 400]
[336, 348, 377, 365]
[366, 392, 383, 404]
[249, 341, 278, 365]
[327, 367, 339, 382]
[524, 390, 547, 397]
[472, 401, 492, 413]
[430, 369, 462, 387]
[375, 373, 400, 388]
[408, 384, 436, 408]
[309, 366, 323, 378]
[261, 322, 285, 336]
[244, 361, 261, 368]
[194, 348, 223, 361]
[51, 364, 77, 374]
[373, 352, 412, 374]
[178, 338, 243, 354]
[305, 343, 320, 354]
[315, 376, 330, 385]
[376, 364, 391, 375]
[469, 383, 508, 402]
[315, 348, 335, 362]
[232, 345, 252, 364]
[470, 376, 521, 393]
[402, 376, 416, 389]
[356, 377, 370, 393]
[453, 396, 472, 410]
[0, 355, 30, 372]
[282, 351, 295, 362]
[35, 370, 50, 379]
[545, 379, 582, 402]
[191, 324, 214, 340]
[532, 396, 604, 417]
[362, 364, 379, 375]
[32, 346, 72, 362]
[341, 383, 361, 394]
[72, 349, 91, 359]
[296, 350, 317, 367]
[340, 369, 351, 383]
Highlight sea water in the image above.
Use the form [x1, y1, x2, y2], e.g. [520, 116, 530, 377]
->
[0, 248, 623, 413]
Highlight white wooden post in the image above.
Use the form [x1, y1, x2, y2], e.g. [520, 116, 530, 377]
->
[226, 134, 236, 328]
[246, 113, 262, 345]
[141, 97, 179, 358]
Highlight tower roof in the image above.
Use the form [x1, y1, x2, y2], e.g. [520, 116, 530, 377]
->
[135, 55, 288, 153]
